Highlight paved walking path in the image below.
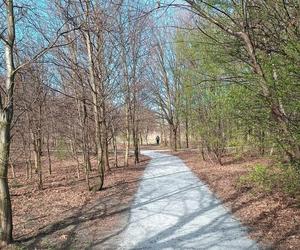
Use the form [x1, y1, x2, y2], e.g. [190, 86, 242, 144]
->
[119, 150, 259, 250]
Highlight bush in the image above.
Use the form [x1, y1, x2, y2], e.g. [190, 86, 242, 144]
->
[239, 164, 273, 192]
[238, 163, 300, 197]
[276, 165, 300, 196]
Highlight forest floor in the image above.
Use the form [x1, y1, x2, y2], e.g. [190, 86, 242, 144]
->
[172, 149, 300, 250]
[6, 148, 299, 249]
[7, 153, 150, 250]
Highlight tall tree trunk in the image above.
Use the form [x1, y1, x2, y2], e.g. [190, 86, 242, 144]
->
[0, 115, 13, 245]
[145, 126, 149, 145]
[170, 124, 177, 151]
[34, 135, 42, 189]
[124, 101, 130, 167]
[173, 126, 178, 151]
[112, 126, 118, 168]
[78, 97, 90, 189]
[100, 101, 110, 171]
[185, 115, 189, 148]
[69, 27, 92, 183]
[159, 121, 163, 145]
[131, 93, 139, 164]
[139, 132, 143, 147]
[85, 25, 104, 190]
[101, 125, 110, 171]
[162, 119, 168, 146]
[46, 132, 52, 175]
[178, 123, 181, 149]
[0, 0, 15, 244]
[132, 127, 139, 165]
[34, 105, 43, 190]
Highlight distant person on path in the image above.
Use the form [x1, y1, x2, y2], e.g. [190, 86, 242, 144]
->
[156, 136, 160, 145]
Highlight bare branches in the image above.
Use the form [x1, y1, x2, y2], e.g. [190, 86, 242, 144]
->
[14, 24, 82, 73]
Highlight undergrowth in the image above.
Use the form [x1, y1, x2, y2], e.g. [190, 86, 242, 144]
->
[238, 163, 300, 200]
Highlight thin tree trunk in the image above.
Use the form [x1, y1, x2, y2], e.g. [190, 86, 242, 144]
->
[185, 115, 189, 148]
[162, 120, 168, 146]
[111, 124, 118, 168]
[35, 105, 43, 190]
[131, 93, 139, 164]
[29, 150, 33, 179]
[124, 101, 130, 167]
[68, 28, 92, 186]
[78, 97, 90, 187]
[34, 136, 42, 189]
[133, 129, 139, 165]
[173, 127, 178, 151]
[178, 123, 181, 149]
[112, 133, 118, 167]
[71, 126, 80, 179]
[101, 105, 110, 171]
[46, 132, 52, 175]
[145, 126, 149, 145]
[73, 149, 81, 180]
[84, 15, 104, 190]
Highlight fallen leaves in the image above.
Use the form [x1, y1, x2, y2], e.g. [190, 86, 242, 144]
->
[8, 154, 149, 249]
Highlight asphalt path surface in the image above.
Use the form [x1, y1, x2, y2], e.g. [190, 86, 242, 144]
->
[119, 150, 259, 250]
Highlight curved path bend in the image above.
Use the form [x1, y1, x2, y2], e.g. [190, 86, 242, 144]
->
[119, 150, 259, 250]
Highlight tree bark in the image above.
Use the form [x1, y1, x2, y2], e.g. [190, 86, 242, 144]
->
[0, 0, 14, 244]
[132, 92, 139, 164]
[112, 125, 118, 168]
[0, 116, 13, 245]
[46, 132, 52, 175]
[84, 17, 104, 190]
[178, 123, 181, 149]
[185, 115, 189, 148]
[170, 124, 178, 151]
[124, 101, 130, 167]
[33, 104, 43, 190]
[100, 100, 110, 171]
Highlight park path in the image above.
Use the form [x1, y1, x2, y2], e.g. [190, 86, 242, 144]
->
[118, 150, 259, 250]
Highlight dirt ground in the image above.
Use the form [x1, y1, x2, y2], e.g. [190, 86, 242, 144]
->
[7, 153, 149, 249]
[6, 147, 300, 249]
[172, 150, 300, 250]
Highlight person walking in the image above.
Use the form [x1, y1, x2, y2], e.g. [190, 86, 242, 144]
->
[156, 135, 160, 145]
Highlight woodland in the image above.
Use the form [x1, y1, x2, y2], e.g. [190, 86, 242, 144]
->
[0, 0, 299, 248]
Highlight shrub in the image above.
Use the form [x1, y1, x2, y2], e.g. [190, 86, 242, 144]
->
[238, 163, 300, 197]
[276, 165, 300, 196]
[239, 164, 274, 192]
